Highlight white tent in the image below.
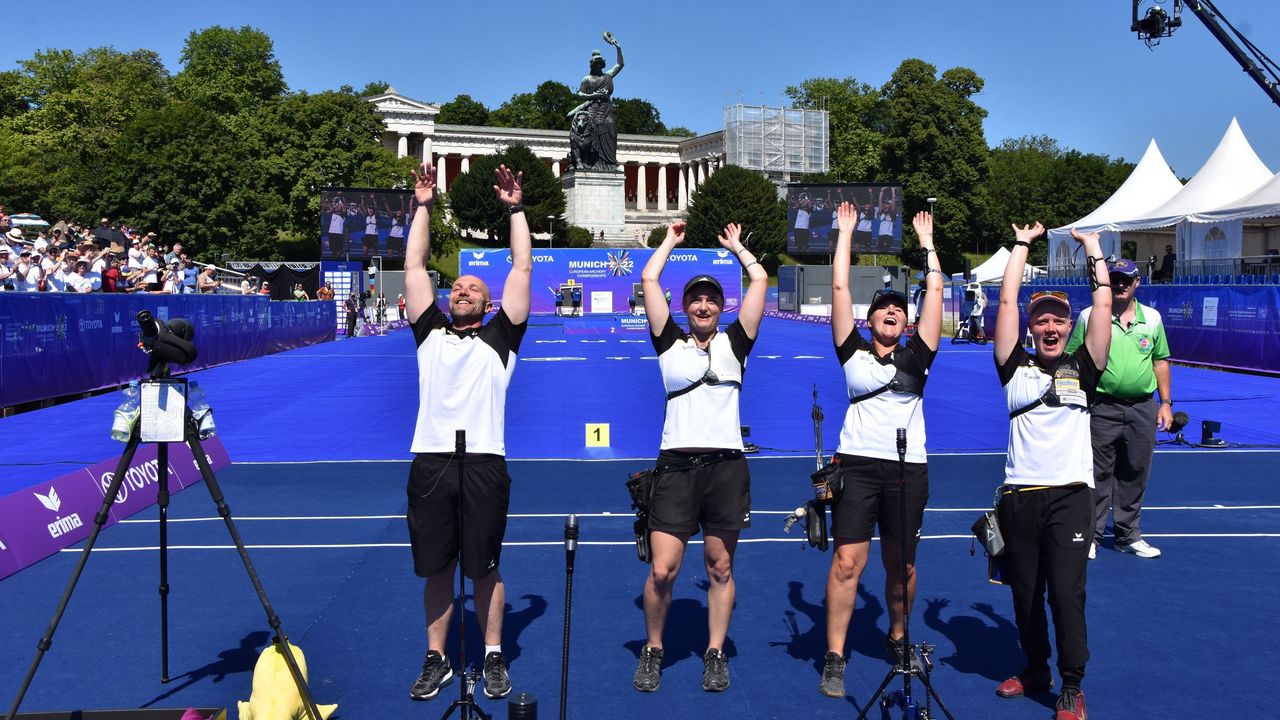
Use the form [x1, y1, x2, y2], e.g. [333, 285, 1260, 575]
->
[1112, 118, 1272, 232]
[950, 246, 1013, 284]
[1046, 139, 1182, 273]
[1189, 170, 1280, 224]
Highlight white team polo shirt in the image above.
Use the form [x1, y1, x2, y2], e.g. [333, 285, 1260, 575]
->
[998, 344, 1101, 487]
[653, 317, 754, 451]
[409, 303, 526, 456]
[835, 330, 935, 463]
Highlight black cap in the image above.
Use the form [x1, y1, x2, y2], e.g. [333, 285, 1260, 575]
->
[867, 289, 908, 318]
[682, 274, 724, 298]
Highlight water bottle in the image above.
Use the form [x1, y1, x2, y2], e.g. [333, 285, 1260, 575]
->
[187, 380, 216, 439]
[110, 381, 141, 442]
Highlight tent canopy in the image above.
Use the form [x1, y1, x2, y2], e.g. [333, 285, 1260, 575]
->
[1047, 139, 1183, 241]
[1190, 170, 1280, 224]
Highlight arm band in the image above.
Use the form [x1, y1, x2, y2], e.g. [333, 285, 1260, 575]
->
[508, 204, 525, 216]
[1013, 240, 1031, 249]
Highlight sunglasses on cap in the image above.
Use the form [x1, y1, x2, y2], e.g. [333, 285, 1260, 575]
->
[1030, 290, 1069, 302]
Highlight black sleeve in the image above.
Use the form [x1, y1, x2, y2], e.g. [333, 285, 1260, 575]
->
[725, 319, 755, 366]
[480, 308, 528, 367]
[411, 301, 448, 347]
[904, 331, 938, 372]
[834, 326, 870, 366]
[996, 343, 1028, 387]
[1072, 343, 1102, 394]
[651, 316, 684, 355]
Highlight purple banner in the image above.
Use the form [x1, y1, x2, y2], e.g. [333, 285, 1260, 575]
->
[0, 295, 335, 407]
[0, 436, 231, 581]
[458, 248, 743, 315]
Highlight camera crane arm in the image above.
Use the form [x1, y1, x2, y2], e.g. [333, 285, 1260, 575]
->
[1133, 0, 1280, 109]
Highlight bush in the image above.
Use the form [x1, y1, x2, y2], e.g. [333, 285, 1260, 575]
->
[647, 225, 667, 247]
[565, 225, 593, 248]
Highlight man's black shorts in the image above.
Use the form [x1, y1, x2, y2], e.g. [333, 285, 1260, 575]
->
[325, 232, 346, 255]
[830, 453, 929, 545]
[407, 452, 510, 580]
[648, 450, 751, 535]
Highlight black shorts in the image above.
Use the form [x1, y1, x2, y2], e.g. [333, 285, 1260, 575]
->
[830, 454, 929, 546]
[325, 232, 346, 254]
[648, 450, 751, 535]
[386, 235, 404, 256]
[362, 233, 379, 253]
[407, 452, 511, 580]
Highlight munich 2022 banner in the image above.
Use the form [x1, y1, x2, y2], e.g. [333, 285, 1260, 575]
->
[458, 248, 744, 315]
[0, 436, 231, 580]
[787, 183, 903, 255]
[320, 188, 419, 260]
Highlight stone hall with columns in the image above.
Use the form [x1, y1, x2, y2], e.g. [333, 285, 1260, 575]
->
[368, 89, 726, 245]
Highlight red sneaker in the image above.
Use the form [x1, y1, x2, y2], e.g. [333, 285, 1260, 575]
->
[1055, 688, 1087, 720]
[995, 671, 1054, 698]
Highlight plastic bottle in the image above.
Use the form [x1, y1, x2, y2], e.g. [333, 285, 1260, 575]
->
[187, 380, 216, 439]
[110, 381, 141, 442]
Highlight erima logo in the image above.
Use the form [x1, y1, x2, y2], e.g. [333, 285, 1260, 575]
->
[469, 251, 488, 260]
[35, 487, 84, 539]
[716, 250, 731, 258]
[1073, 532, 1084, 542]
[35, 487, 61, 513]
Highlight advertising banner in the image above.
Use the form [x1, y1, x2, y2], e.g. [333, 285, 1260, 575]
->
[0, 436, 231, 580]
[458, 248, 744, 315]
[0, 295, 335, 407]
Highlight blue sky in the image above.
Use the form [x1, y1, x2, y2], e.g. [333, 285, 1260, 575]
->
[4, 1, 1278, 180]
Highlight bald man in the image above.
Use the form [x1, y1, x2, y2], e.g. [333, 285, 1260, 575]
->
[403, 162, 532, 702]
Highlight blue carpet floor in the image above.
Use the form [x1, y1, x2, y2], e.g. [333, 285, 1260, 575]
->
[1, 454, 1278, 718]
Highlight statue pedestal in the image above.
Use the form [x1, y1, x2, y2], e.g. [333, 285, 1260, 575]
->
[562, 169, 630, 245]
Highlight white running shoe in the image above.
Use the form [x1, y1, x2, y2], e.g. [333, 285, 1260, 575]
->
[1117, 539, 1162, 558]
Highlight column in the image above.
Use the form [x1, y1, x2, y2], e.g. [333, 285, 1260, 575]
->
[677, 163, 687, 211]
[657, 163, 668, 212]
[636, 163, 647, 211]
[437, 157, 448, 194]
[552, 159, 561, 177]
[692, 161, 702, 193]
[421, 135, 433, 163]
[396, 133, 408, 158]
[461, 156, 470, 174]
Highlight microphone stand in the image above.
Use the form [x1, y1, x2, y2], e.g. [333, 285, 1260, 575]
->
[560, 515, 578, 720]
[442, 429, 489, 720]
[854, 428, 953, 720]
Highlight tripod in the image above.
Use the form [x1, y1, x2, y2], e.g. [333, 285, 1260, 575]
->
[441, 429, 489, 720]
[855, 428, 953, 720]
[560, 515, 578, 720]
[6, 378, 322, 720]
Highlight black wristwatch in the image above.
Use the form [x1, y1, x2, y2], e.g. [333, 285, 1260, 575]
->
[508, 204, 525, 216]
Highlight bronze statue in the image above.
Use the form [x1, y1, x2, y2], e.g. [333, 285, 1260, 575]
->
[568, 32, 624, 171]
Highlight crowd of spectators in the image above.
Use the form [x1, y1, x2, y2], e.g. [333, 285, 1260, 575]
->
[0, 209, 215, 294]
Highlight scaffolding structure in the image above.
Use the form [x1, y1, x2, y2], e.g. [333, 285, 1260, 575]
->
[723, 104, 829, 180]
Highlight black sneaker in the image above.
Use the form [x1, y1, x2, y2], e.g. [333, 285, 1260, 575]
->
[885, 633, 922, 672]
[410, 651, 453, 700]
[482, 651, 512, 699]
[702, 648, 730, 692]
[819, 652, 846, 698]
[633, 645, 663, 692]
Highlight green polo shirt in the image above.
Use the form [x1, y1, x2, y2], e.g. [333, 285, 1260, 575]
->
[1065, 300, 1170, 398]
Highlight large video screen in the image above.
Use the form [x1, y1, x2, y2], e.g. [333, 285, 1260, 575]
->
[786, 183, 903, 255]
[320, 188, 419, 260]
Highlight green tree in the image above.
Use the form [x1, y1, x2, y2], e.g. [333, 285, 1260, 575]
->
[647, 224, 667, 247]
[490, 80, 575, 130]
[566, 225, 594, 248]
[356, 80, 390, 97]
[447, 144, 565, 241]
[785, 77, 889, 183]
[171, 26, 286, 115]
[879, 60, 990, 272]
[614, 98, 666, 135]
[665, 126, 696, 138]
[684, 166, 787, 268]
[437, 94, 490, 126]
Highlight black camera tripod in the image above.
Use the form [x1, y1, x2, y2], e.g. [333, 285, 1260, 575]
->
[854, 429, 953, 720]
[6, 380, 323, 720]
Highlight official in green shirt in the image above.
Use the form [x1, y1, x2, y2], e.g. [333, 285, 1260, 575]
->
[1065, 258, 1172, 559]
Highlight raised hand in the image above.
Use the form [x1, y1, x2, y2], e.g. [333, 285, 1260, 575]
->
[912, 211, 934, 250]
[1011, 222, 1045, 245]
[666, 221, 687, 246]
[836, 202, 858, 235]
[493, 164, 524, 207]
[1069, 227, 1101, 247]
[716, 222, 742, 251]
[603, 31, 619, 47]
[412, 163, 437, 208]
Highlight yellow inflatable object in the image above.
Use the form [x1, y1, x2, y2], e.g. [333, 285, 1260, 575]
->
[237, 640, 338, 720]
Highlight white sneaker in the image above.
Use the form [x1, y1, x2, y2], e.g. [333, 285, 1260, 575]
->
[1117, 539, 1162, 558]
[1088, 543, 1096, 560]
